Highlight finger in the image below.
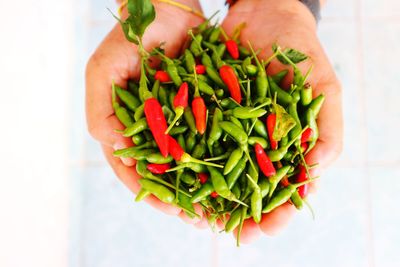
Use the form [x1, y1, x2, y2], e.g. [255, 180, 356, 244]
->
[102, 145, 181, 215]
[194, 215, 209, 229]
[233, 218, 262, 244]
[259, 202, 296, 236]
[178, 203, 203, 225]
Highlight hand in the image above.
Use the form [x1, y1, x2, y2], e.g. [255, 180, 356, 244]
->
[222, 0, 343, 243]
[85, 0, 205, 222]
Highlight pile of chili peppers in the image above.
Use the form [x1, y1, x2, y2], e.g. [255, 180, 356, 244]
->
[111, 18, 325, 245]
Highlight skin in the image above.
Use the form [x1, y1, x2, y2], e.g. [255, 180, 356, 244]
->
[222, 0, 343, 241]
[86, 0, 342, 239]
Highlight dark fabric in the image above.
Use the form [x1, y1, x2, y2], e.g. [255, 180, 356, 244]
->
[299, 0, 321, 22]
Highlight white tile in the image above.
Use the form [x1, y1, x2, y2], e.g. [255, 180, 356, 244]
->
[321, 0, 356, 19]
[217, 167, 370, 267]
[362, 0, 400, 18]
[363, 21, 400, 163]
[318, 20, 366, 166]
[370, 167, 400, 267]
[78, 165, 214, 267]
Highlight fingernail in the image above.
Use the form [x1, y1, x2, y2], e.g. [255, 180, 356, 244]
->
[113, 143, 135, 166]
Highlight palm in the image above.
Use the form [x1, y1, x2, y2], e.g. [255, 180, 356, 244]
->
[222, 0, 343, 242]
[86, 3, 203, 216]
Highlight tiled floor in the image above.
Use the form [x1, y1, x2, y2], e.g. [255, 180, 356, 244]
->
[71, 0, 400, 266]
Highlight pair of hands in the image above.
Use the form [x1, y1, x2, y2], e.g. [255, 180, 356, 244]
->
[86, 0, 342, 243]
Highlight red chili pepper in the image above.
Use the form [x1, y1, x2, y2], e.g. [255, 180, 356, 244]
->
[254, 143, 276, 177]
[167, 135, 185, 161]
[225, 40, 239, 59]
[144, 98, 169, 157]
[192, 97, 207, 135]
[297, 166, 309, 198]
[280, 176, 290, 187]
[301, 127, 314, 143]
[300, 142, 309, 153]
[210, 191, 219, 198]
[266, 113, 278, 150]
[154, 70, 171, 83]
[195, 64, 206, 75]
[147, 163, 171, 174]
[198, 173, 208, 184]
[166, 82, 189, 134]
[219, 65, 242, 104]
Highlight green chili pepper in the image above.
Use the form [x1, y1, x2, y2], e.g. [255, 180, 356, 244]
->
[184, 107, 197, 134]
[217, 43, 226, 58]
[246, 174, 262, 223]
[127, 80, 138, 97]
[253, 119, 268, 138]
[177, 134, 186, 151]
[226, 157, 247, 189]
[112, 83, 134, 127]
[208, 27, 221, 43]
[300, 84, 313, 106]
[184, 49, 196, 73]
[229, 116, 244, 130]
[211, 47, 224, 69]
[232, 183, 241, 199]
[215, 89, 225, 98]
[291, 190, 303, 210]
[305, 108, 319, 152]
[115, 85, 141, 111]
[213, 142, 225, 156]
[169, 90, 176, 110]
[178, 193, 197, 218]
[220, 98, 239, 109]
[122, 118, 148, 137]
[245, 65, 258, 76]
[262, 179, 316, 213]
[267, 129, 303, 162]
[151, 79, 160, 100]
[169, 125, 188, 136]
[146, 153, 174, 164]
[280, 135, 289, 147]
[158, 86, 169, 107]
[271, 69, 289, 84]
[177, 66, 188, 76]
[268, 76, 293, 105]
[248, 137, 268, 149]
[138, 178, 175, 204]
[224, 147, 243, 175]
[132, 133, 146, 146]
[219, 121, 248, 146]
[208, 166, 235, 200]
[133, 104, 145, 121]
[135, 188, 151, 202]
[239, 46, 250, 57]
[309, 93, 325, 118]
[186, 162, 207, 173]
[268, 165, 291, 198]
[113, 146, 155, 158]
[190, 34, 203, 57]
[288, 102, 302, 140]
[181, 171, 196, 185]
[232, 107, 267, 119]
[191, 182, 214, 203]
[185, 131, 197, 153]
[225, 207, 242, 233]
[207, 108, 223, 154]
[192, 136, 207, 159]
[198, 80, 215, 95]
[206, 66, 226, 88]
[258, 179, 270, 198]
[201, 53, 213, 68]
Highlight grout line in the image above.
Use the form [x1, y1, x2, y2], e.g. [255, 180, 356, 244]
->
[355, 0, 375, 266]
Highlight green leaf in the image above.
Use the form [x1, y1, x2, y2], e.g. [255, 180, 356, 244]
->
[126, 0, 155, 38]
[277, 48, 308, 65]
[108, 9, 139, 44]
[272, 103, 296, 141]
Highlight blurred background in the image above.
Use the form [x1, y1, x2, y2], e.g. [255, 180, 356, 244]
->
[0, 0, 399, 266]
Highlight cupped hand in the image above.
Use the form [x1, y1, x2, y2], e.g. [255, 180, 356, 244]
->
[222, 0, 343, 243]
[85, 1, 205, 221]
